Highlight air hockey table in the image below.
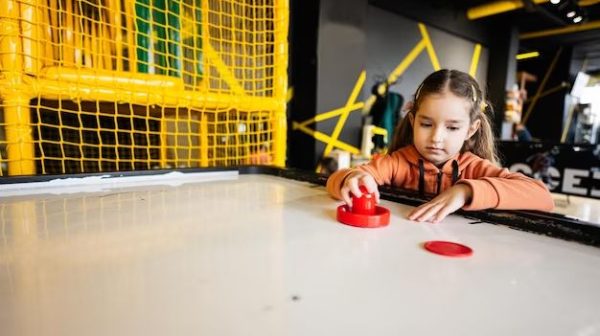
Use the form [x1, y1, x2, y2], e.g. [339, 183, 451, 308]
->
[1, 167, 600, 336]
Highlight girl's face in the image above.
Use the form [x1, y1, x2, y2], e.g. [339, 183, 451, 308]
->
[410, 92, 480, 167]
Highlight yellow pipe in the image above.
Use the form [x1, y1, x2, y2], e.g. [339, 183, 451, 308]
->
[200, 0, 209, 91]
[40, 67, 184, 90]
[0, 1, 35, 175]
[19, 0, 44, 74]
[5, 95, 36, 175]
[522, 47, 562, 124]
[295, 102, 364, 129]
[32, 77, 280, 110]
[579, 0, 600, 6]
[108, 0, 124, 71]
[200, 115, 208, 167]
[73, 0, 83, 66]
[124, 0, 137, 72]
[469, 44, 482, 77]
[293, 123, 360, 155]
[364, 39, 426, 114]
[516, 51, 540, 60]
[272, 0, 289, 167]
[467, 0, 549, 20]
[204, 44, 246, 96]
[419, 23, 440, 71]
[520, 20, 600, 40]
[49, 0, 60, 64]
[64, 0, 75, 66]
[0, 0, 23, 73]
[323, 70, 365, 157]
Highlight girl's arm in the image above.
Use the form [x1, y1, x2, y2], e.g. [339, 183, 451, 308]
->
[326, 153, 404, 200]
[457, 159, 554, 212]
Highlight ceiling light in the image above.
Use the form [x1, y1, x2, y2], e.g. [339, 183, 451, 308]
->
[567, 11, 576, 18]
[550, 0, 561, 4]
[573, 16, 583, 23]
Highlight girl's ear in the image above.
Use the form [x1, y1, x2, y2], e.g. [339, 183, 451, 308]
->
[466, 119, 481, 140]
[408, 111, 415, 127]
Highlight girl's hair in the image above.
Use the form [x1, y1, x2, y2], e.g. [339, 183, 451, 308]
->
[389, 69, 499, 165]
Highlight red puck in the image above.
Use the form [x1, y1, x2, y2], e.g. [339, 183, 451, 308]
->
[423, 241, 473, 257]
[336, 187, 389, 228]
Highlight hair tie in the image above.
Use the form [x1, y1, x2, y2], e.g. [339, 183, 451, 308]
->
[480, 102, 487, 112]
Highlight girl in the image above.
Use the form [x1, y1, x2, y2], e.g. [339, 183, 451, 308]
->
[326, 69, 554, 223]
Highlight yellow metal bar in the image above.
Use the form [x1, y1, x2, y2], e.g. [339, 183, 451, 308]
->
[91, 19, 99, 68]
[5, 95, 36, 175]
[516, 51, 540, 60]
[124, 0, 137, 71]
[419, 23, 440, 71]
[580, 0, 600, 6]
[522, 47, 562, 124]
[109, 0, 124, 71]
[33, 78, 280, 111]
[364, 39, 426, 114]
[371, 126, 388, 137]
[524, 82, 568, 102]
[323, 70, 366, 156]
[520, 20, 600, 40]
[73, 0, 83, 66]
[204, 43, 246, 96]
[100, 8, 113, 70]
[20, 0, 44, 74]
[64, 0, 75, 66]
[560, 104, 576, 143]
[272, 0, 290, 167]
[200, 0, 209, 91]
[467, 0, 548, 20]
[161, 117, 171, 168]
[0, 0, 23, 73]
[296, 102, 364, 128]
[389, 39, 426, 85]
[293, 122, 360, 155]
[469, 44, 482, 77]
[200, 115, 208, 167]
[0, 0, 35, 175]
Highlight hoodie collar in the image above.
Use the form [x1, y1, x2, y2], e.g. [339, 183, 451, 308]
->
[402, 145, 464, 175]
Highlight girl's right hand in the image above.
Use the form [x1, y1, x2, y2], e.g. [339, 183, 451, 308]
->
[340, 171, 379, 207]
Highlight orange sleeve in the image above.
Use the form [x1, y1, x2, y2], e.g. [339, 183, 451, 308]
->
[457, 159, 554, 212]
[325, 153, 405, 200]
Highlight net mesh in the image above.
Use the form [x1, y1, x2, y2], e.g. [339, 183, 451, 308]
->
[0, 0, 288, 176]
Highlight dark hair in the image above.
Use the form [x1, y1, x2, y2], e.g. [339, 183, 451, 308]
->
[389, 69, 499, 165]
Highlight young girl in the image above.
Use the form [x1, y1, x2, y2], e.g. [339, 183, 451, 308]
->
[326, 69, 554, 223]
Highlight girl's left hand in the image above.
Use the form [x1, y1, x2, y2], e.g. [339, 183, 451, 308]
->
[407, 184, 473, 223]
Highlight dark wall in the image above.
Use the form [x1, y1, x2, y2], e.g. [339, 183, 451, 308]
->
[369, 0, 494, 43]
[315, 0, 368, 162]
[487, 25, 519, 139]
[519, 46, 573, 142]
[287, 0, 320, 169]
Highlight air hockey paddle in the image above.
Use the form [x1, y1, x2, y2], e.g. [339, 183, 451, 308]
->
[337, 187, 390, 228]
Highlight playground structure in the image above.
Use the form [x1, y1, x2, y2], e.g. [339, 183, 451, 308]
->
[0, 0, 288, 176]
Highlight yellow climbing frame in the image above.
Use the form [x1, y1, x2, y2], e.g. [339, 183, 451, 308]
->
[0, 0, 288, 176]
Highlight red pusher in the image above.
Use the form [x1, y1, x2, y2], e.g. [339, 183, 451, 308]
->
[337, 187, 390, 228]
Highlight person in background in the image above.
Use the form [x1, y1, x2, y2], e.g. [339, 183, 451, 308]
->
[326, 69, 554, 223]
[513, 123, 533, 142]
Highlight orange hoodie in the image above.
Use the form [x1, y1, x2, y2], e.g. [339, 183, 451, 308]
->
[326, 145, 554, 211]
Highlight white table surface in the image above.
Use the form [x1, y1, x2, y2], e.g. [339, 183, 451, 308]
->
[1, 172, 600, 336]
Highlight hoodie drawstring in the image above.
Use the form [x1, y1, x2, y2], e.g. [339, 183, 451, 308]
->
[451, 160, 459, 185]
[418, 159, 425, 198]
[418, 159, 460, 197]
